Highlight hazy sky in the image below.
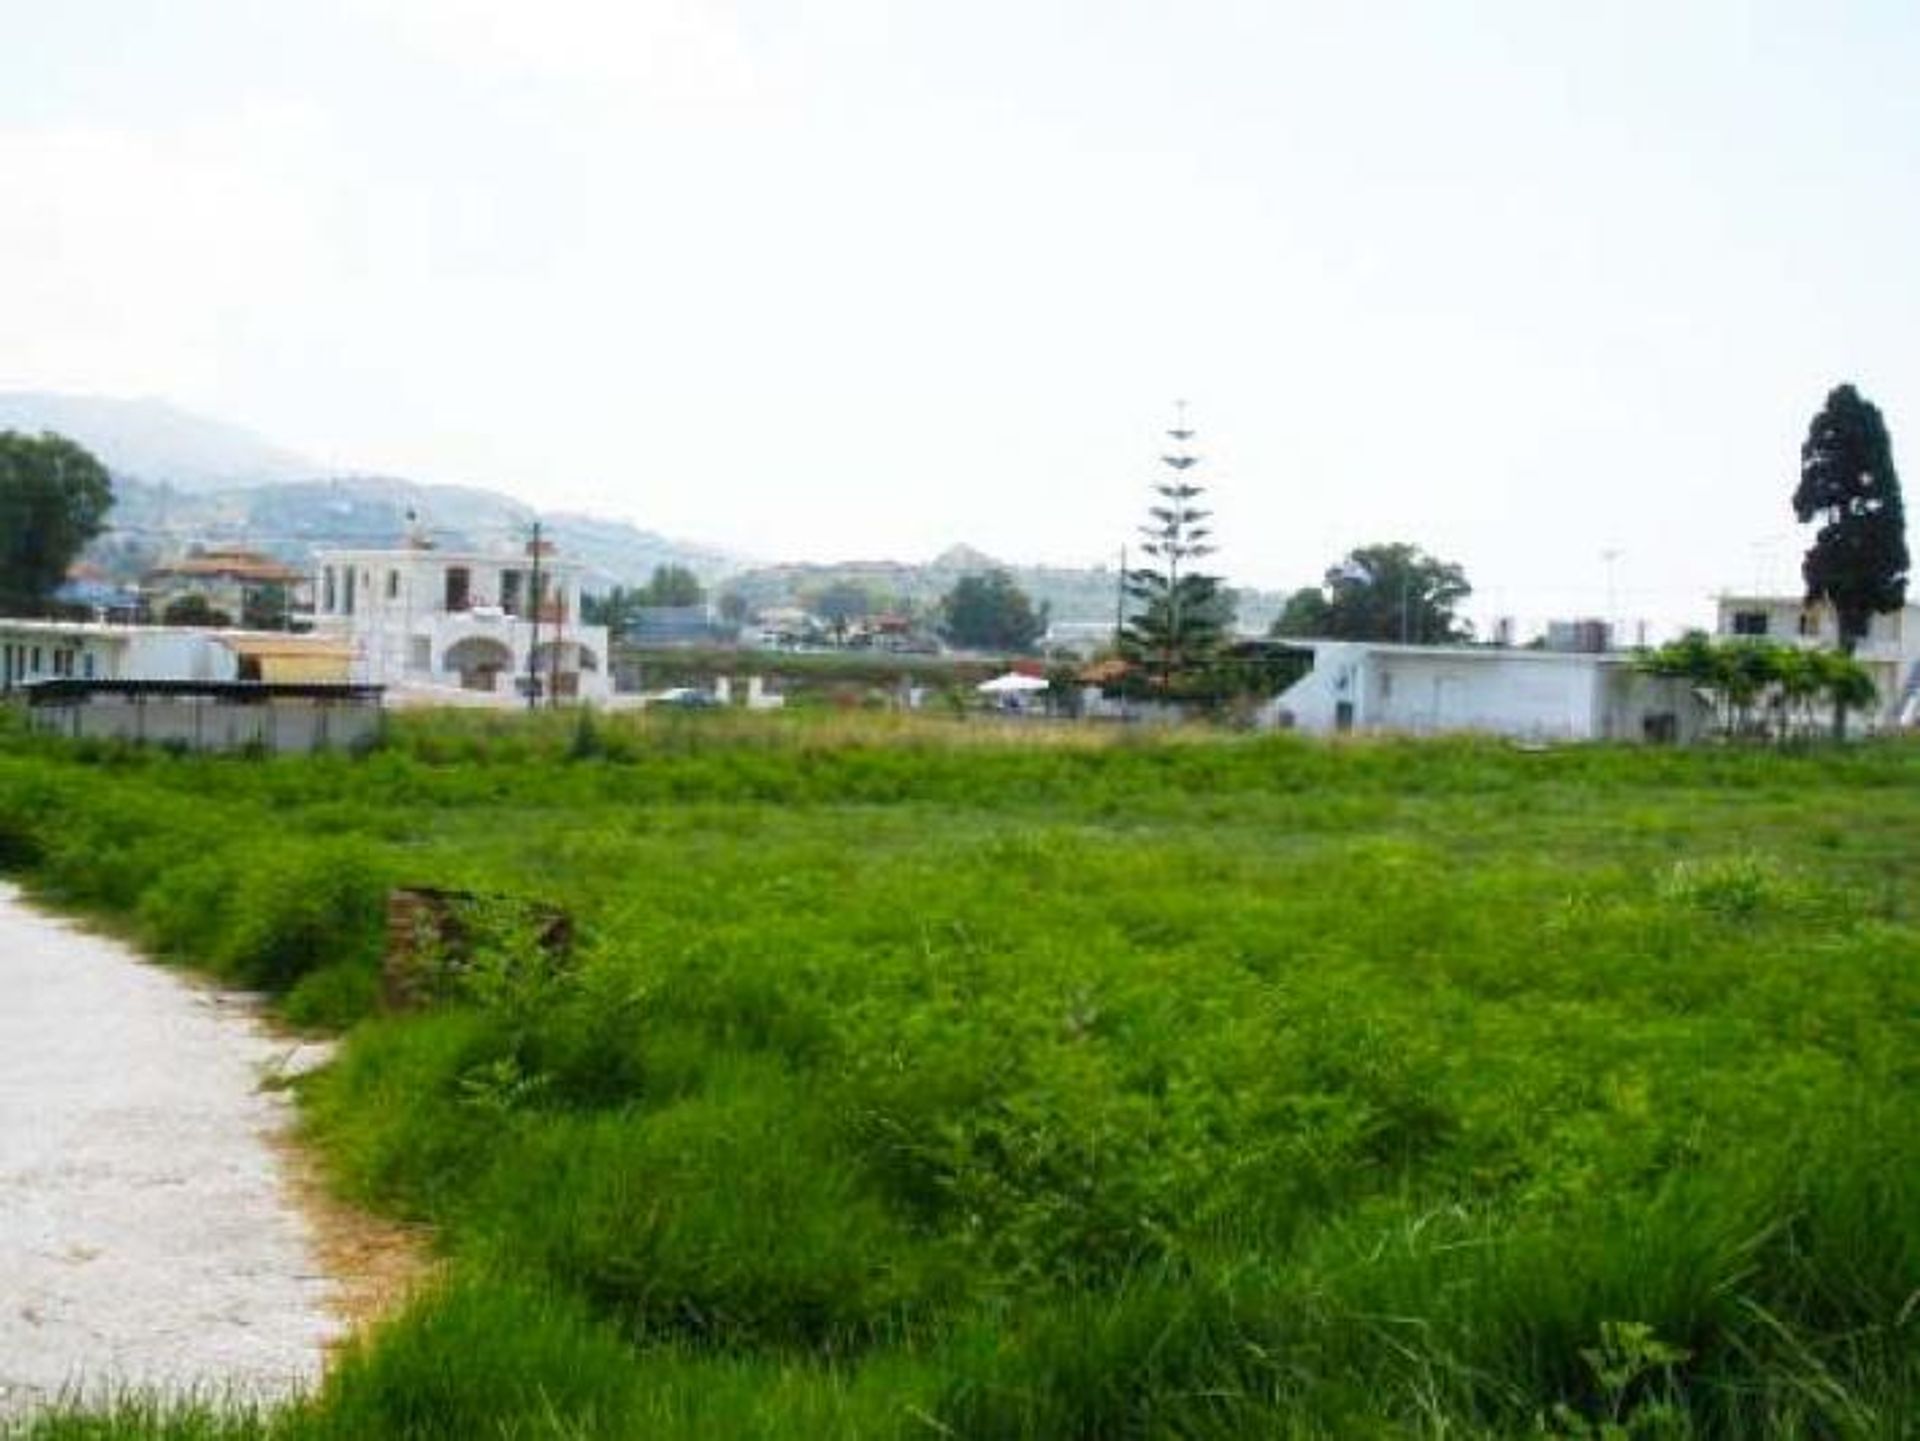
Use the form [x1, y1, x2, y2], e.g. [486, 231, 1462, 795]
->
[4, 1, 1916, 632]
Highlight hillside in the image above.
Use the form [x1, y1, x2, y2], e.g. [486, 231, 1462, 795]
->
[724, 544, 1289, 629]
[8, 392, 1287, 622]
[86, 475, 740, 591]
[0, 394, 744, 590]
[0, 392, 316, 491]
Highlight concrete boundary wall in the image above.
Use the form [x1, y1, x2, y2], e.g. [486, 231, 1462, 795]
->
[27, 696, 380, 754]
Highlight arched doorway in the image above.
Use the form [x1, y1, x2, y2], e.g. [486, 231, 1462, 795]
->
[443, 636, 514, 693]
[529, 641, 599, 699]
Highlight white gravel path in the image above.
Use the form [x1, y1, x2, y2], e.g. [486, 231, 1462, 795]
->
[0, 881, 340, 1421]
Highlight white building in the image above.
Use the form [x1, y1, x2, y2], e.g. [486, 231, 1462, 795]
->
[310, 543, 611, 704]
[1264, 641, 1709, 743]
[1, 619, 354, 695]
[2, 619, 236, 694]
[1714, 594, 1920, 727]
[143, 547, 309, 623]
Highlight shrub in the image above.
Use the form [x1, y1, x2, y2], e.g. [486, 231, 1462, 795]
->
[304, 1277, 640, 1440]
[216, 841, 391, 992]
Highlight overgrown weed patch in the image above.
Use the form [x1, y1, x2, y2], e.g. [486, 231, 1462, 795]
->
[3, 720, 1917, 1437]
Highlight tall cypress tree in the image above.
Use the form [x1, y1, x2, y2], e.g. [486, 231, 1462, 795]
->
[1793, 383, 1908, 737]
[1794, 383, 1908, 654]
[1121, 406, 1232, 695]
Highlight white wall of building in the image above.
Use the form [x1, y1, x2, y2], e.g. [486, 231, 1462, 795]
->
[311, 547, 609, 703]
[1, 621, 238, 694]
[1265, 642, 1705, 743]
[1714, 595, 1920, 726]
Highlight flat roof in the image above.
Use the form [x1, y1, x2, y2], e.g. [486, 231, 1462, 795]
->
[0, 618, 335, 644]
[314, 546, 585, 571]
[1288, 639, 1642, 664]
[218, 635, 353, 659]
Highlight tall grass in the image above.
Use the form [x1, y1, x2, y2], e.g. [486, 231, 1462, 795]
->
[3, 716, 1917, 1437]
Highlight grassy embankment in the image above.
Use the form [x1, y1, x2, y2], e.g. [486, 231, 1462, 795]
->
[1, 709, 1917, 1438]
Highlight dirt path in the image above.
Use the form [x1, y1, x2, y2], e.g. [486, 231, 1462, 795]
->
[0, 881, 341, 1420]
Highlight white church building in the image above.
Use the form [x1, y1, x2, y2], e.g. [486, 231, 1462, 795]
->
[310, 542, 611, 705]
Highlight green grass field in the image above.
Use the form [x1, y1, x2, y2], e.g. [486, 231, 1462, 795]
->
[2, 712, 1917, 1438]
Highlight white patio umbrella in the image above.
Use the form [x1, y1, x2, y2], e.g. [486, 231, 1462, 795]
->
[976, 672, 1050, 695]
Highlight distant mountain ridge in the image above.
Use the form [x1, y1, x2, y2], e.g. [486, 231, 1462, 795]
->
[9, 392, 1287, 626]
[100, 474, 746, 591]
[722, 548, 1287, 631]
[2, 392, 745, 590]
[0, 392, 317, 491]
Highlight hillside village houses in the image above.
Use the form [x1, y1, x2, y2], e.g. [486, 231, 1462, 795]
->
[310, 540, 611, 704]
[143, 546, 307, 624]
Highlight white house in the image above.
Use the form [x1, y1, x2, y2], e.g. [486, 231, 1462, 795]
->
[1, 619, 354, 695]
[309, 542, 611, 704]
[1263, 641, 1709, 743]
[1714, 594, 1920, 728]
[143, 547, 308, 623]
[2, 619, 236, 694]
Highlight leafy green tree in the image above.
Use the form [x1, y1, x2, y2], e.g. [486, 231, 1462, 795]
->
[1772, 646, 1824, 736]
[716, 589, 751, 626]
[1121, 412, 1232, 694]
[1272, 586, 1332, 637]
[1794, 383, 1907, 736]
[1818, 647, 1880, 720]
[638, 563, 705, 608]
[938, 569, 1048, 652]
[161, 594, 233, 628]
[1270, 542, 1472, 643]
[585, 567, 709, 630]
[580, 588, 626, 627]
[807, 581, 874, 644]
[242, 582, 291, 631]
[1638, 632, 1876, 741]
[0, 431, 114, 615]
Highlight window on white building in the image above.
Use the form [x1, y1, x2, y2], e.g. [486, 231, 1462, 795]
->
[1798, 611, 1820, 637]
[323, 567, 337, 613]
[445, 567, 471, 612]
[1731, 611, 1768, 637]
[387, 570, 400, 601]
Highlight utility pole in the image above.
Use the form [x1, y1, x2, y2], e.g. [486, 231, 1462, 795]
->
[525, 520, 543, 711]
[548, 578, 563, 710]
